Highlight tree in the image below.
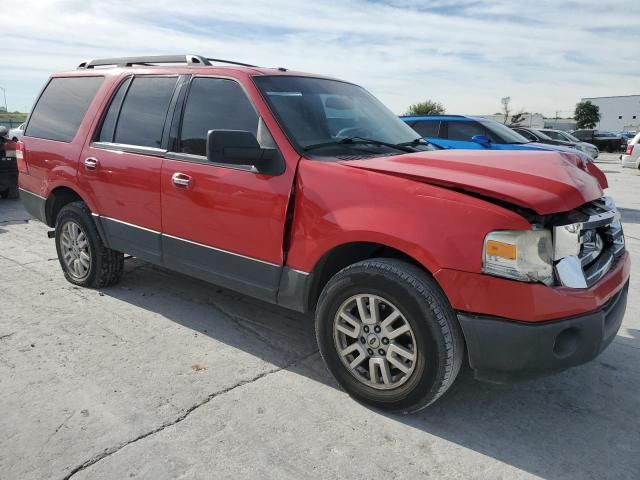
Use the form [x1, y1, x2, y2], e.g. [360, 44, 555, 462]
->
[510, 110, 526, 126]
[500, 97, 511, 124]
[405, 100, 445, 116]
[574, 101, 600, 129]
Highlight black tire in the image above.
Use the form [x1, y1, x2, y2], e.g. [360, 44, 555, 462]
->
[6, 186, 18, 199]
[315, 258, 464, 414]
[54, 201, 124, 288]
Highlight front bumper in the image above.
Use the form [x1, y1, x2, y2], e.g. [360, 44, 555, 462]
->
[458, 281, 628, 383]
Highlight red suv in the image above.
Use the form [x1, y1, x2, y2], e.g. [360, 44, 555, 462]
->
[17, 55, 629, 413]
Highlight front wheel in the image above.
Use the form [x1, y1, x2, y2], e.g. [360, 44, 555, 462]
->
[315, 258, 464, 413]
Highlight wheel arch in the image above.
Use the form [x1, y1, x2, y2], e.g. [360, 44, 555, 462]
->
[45, 186, 92, 227]
[303, 241, 433, 313]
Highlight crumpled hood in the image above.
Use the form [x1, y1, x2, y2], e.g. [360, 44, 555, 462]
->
[339, 149, 605, 215]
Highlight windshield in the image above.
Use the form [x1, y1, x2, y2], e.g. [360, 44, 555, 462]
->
[253, 76, 423, 156]
[477, 119, 531, 144]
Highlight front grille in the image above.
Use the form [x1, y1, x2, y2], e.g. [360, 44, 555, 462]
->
[574, 198, 625, 286]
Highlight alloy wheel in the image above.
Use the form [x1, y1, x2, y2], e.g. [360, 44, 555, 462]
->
[59, 220, 92, 280]
[333, 294, 418, 390]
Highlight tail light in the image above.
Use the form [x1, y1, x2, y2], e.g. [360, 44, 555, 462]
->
[627, 144, 635, 155]
[16, 141, 29, 174]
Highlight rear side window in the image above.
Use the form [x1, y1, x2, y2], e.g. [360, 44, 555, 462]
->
[447, 121, 488, 141]
[179, 78, 259, 156]
[412, 120, 441, 138]
[97, 77, 131, 143]
[26, 76, 103, 142]
[112, 76, 178, 148]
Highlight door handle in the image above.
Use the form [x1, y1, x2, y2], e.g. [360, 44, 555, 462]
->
[84, 157, 99, 170]
[171, 172, 192, 188]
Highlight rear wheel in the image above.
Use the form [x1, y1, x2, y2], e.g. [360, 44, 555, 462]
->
[315, 258, 464, 413]
[55, 201, 124, 288]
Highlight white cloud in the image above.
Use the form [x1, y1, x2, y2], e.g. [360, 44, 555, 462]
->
[1, 0, 638, 115]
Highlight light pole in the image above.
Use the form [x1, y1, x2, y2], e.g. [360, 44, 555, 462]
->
[0, 86, 6, 113]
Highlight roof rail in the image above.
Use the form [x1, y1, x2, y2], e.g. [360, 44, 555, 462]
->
[77, 55, 258, 70]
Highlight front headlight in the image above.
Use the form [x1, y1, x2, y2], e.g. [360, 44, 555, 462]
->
[483, 230, 554, 285]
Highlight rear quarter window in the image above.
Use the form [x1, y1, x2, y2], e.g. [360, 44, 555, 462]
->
[26, 76, 104, 142]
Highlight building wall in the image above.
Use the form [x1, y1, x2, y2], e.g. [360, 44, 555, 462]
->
[543, 118, 577, 131]
[581, 95, 640, 132]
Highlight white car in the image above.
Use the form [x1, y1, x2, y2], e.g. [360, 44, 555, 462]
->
[8, 123, 25, 142]
[539, 129, 599, 159]
[621, 132, 640, 169]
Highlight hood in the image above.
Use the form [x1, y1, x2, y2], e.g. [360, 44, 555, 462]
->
[339, 150, 605, 215]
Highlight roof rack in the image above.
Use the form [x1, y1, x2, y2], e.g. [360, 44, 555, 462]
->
[77, 55, 258, 70]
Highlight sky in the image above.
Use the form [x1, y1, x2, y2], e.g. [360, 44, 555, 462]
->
[1, 0, 638, 116]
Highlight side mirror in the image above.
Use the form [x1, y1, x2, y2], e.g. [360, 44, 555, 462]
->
[206, 130, 276, 168]
[471, 134, 492, 148]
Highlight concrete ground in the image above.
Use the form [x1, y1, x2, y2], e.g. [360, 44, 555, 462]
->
[1, 154, 639, 480]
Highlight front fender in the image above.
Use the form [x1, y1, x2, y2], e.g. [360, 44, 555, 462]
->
[286, 159, 531, 275]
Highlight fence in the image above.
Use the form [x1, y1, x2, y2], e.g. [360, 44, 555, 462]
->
[0, 117, 27, 129]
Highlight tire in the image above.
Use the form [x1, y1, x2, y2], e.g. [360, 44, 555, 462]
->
[6, 186, 18, 199]
[54, 201, 124, 288]
[315, 258, 464, 413]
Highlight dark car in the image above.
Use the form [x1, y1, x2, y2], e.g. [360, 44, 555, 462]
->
[571, 130, 626, 153]
[512, 127, 578, 148]
[0, 127, 18, 198]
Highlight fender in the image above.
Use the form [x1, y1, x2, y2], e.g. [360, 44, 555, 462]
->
[285, 159, 531, 276]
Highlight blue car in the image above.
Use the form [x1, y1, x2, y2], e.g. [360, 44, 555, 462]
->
[400, 115, 583, 155]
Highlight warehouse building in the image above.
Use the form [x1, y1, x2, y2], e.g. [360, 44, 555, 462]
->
[581, 95, 640, 132]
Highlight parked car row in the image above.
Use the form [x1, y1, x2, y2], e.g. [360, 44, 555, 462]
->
[570, 129, 627, 153]
[400, 115, 600, 160]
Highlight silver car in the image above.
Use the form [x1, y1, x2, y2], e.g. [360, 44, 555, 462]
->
[539, 129, 599, 159]
[621, 132, 640, 169]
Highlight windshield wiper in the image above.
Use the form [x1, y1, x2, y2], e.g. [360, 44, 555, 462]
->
[304, 136, 412, 153]
[397, 137, 439, 149]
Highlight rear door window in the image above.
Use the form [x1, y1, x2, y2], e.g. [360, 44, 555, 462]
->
[446, 121, 489, 141]
[26, 76, 104, 142]
[113, 76, 178, 148]
[412, 120, 441, 138]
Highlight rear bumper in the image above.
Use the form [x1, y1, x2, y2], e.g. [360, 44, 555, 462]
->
[19, 188, 47, 222]
[458, 281, 628, 383]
